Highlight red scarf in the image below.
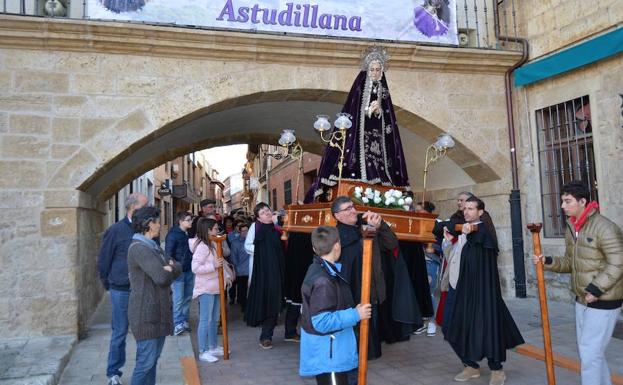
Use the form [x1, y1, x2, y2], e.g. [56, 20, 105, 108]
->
[570, 201, 599, 233]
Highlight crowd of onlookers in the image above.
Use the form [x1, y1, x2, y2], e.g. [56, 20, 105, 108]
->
[97, 180, 623, 385]
[97, 197, 288, 385]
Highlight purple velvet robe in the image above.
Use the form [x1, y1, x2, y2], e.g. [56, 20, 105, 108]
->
[305, 71, 410, 203]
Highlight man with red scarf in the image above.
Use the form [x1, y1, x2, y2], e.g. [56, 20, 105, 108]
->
[534, 180, 623, 385]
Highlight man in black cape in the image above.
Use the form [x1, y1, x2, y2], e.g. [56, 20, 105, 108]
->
[332, 196, 420, 362]
[244, 203, 285, 349]
[444, 196, 523, 385]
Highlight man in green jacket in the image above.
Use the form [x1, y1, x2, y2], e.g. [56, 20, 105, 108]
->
[533, 180, 623, 385]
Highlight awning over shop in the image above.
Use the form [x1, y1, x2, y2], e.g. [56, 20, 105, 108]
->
[172, 183, 199, 205]
[515, 26, 623, 87]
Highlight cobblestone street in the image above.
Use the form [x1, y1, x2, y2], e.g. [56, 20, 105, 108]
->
[191, 297, 623, 385]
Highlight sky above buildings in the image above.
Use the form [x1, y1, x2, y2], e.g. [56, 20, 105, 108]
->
[201, 144, 248, 180]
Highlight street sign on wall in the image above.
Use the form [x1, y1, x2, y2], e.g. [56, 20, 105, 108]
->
[157, 186, 171, 196]
[87, 0, 458, 45]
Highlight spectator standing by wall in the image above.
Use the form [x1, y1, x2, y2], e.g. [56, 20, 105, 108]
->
[97, 193, 147, 385]
[127, 206, 181, 385]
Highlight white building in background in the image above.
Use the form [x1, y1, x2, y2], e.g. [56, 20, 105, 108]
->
[104, 170, 155, 227]
[229, 173, 244, 196]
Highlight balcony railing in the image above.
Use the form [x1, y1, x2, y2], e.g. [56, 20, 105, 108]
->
[2, 0, 522, 51]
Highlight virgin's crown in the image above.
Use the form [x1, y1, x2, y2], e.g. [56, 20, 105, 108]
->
[361, 46, 390, 71]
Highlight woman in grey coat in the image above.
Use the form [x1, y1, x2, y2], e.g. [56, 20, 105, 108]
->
[128, 206, 181, 385]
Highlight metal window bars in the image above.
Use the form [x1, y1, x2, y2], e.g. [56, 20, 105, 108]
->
[536, 95, 598, 237]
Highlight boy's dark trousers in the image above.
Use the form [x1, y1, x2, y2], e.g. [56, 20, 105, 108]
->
[316, 371, 350, 385]
[228, 278, 237, 304]
[235, 276, 248, 312]
[285, 303, 300, 338]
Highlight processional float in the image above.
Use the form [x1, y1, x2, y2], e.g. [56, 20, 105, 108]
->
[279, 115, 455, 385]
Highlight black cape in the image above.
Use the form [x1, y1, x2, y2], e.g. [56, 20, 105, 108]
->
[445, 224, 524, 363]
[335, 222, 365, 303]
[400, 241, 434, 318]
[336, 221, 382, 359]
[245, 222, 285, 327]
[284, 232, 315, 304]
[379, 248, 423, 343]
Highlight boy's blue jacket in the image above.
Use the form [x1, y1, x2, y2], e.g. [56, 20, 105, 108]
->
[165, 225, 193, 272]
[228, 231, 250, 276]
[299, 256, 360, 376]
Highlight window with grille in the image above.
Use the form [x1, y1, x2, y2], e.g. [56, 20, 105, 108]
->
[284, 180, 292, 206]
[536, 95, 598, 237]
[272, 188, 277, 210]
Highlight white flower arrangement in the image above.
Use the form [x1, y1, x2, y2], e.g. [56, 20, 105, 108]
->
[352, 186, 411, 211]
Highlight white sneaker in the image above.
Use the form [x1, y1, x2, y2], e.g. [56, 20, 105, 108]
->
[107, 375, 123, 385]
[198, 351, 218, 363]
[413, 325, 427, 335]
[427, 321, 437, 336]
[208, 346, 224, 356]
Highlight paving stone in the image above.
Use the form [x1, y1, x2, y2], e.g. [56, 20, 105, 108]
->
[190, 297, 621, 385]
[57, 296, 192, 385]
[5, 294, 616, 385]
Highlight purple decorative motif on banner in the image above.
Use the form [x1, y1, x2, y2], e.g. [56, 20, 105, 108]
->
[413, 0, 450, 37]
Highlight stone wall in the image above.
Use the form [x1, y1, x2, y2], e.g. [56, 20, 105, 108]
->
[513, 0, 623, 58]
[514, 53, 623, 301]
[0, 17, 520, 337]
[430, 179, 519, 297]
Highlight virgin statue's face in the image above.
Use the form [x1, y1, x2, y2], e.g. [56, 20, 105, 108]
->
[369, 61, 382, 81]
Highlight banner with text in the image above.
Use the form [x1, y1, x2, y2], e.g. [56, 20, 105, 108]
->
[87, 0, 458, 45]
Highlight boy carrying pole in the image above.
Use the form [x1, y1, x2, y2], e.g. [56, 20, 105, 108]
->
[299, 226, 372, 385]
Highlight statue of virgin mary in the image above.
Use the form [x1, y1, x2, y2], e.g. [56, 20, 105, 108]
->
[305, 46, 411, 203]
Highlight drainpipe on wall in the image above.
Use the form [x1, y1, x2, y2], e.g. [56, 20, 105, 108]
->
[494, 1, 529, 298]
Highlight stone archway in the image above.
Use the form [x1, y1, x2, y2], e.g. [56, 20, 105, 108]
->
[75, 89, 499, 200]
[53, 87, 502, 337]
[0, 16, 519, 338]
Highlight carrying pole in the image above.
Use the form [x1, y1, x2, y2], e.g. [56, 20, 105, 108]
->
[527, 223, 555, 384]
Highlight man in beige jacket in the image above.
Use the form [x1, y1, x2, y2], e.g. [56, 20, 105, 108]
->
[534, 180, 623, 385]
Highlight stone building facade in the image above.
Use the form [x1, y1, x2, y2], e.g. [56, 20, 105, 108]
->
[509, 0, 623, 300]
[254, 145, 321, 210]
[151, 152, 222, 238]
[1, 0, 620, 339]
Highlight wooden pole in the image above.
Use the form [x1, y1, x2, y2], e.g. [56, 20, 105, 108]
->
[211, 235, 230, 360]
[527, 223, 555, 385]
[454, 223, 478, 233]
[357, 238, 374, 385]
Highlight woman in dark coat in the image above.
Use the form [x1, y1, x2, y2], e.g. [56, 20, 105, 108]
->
[127, 206, 181, 385]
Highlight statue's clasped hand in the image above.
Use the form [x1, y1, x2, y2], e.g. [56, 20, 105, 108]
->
[367, 101, 381, 118]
